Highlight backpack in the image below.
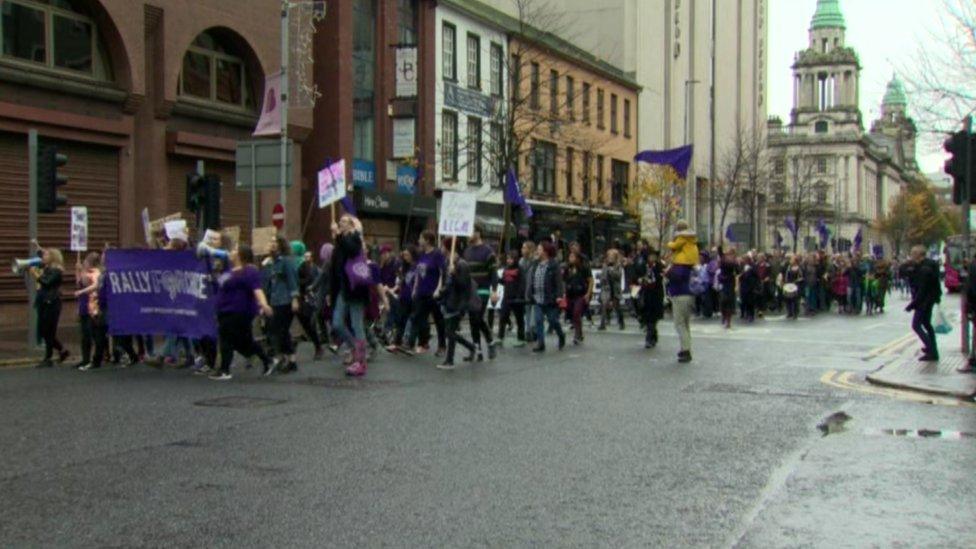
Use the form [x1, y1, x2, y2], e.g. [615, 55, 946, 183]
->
[689, 267, 709, 296]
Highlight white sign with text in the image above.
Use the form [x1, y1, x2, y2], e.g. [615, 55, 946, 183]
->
[70, 206, 88, 252]
[318, 159, 347, 208]
[438, 191, 477, 237]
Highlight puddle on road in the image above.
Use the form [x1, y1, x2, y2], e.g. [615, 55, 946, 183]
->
[863, 428, 975, 441]
[193, 396, 287, 408]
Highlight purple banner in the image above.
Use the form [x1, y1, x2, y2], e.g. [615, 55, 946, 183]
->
[105, 250, 216, 338]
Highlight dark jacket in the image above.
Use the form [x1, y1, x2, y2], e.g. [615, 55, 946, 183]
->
[528, 259, 564, 306]
[442, 259, 473, 316]
[330, 231, 369, 303]
[908, 258, 941, 310]
[500, 263, 523, 304]
[35, 267, 63, 308]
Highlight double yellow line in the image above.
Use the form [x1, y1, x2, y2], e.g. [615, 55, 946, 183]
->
[821, 369, 976, 408]
[864, 332, 917, 359]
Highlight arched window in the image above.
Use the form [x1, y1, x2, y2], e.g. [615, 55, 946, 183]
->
[0, 0, 113, 80]
[179, 30, 255, 110]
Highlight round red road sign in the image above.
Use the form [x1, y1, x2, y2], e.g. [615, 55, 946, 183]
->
[271, 203, 285, 229]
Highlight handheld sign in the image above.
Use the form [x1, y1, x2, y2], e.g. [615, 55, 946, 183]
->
[70, 206, 88, 252]
[438, 191, 477, 237]
[252, 226, 277, 256]
[318, 159, 347, 209]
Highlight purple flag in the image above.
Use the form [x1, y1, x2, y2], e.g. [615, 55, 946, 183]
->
[634, 145, 694, 179]
[773, 230, 783, 248]
[725, 224, 736, 242]
[853, 228, 863, 251]
[504, 168, 533, 218]
[105, 249, 217, 339]
[872, 244, 884, 258]
[784, 216, 797, 235]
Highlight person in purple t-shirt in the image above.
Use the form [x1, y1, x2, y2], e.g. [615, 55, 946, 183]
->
[400, 231, 446, 355]
[209, 244, 275, 381]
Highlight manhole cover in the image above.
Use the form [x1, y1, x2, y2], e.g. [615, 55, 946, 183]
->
[303, 377, 402, 389]
[194, 396, 286, 408]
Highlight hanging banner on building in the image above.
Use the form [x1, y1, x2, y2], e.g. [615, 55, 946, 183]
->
[318, 159, 347, 208]
[395, 47, 418, 97]
[392, 118, 416, 158]
[438, 191, 478, 237]
[444, 81, 494, 118]
[352, 159, 376, 190]
[70, 206, 88, 252]
[253, 71, 283, 137]
[104, 249, 217, 339]
[396, 165, 418, 195]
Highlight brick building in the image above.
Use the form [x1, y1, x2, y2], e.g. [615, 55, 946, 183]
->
[0, 0, 310, 327]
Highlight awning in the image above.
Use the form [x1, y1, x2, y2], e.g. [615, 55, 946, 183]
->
[525, 199, 624, 217]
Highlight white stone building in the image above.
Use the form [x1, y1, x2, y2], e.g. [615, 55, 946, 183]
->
[766, 0, 922, 254]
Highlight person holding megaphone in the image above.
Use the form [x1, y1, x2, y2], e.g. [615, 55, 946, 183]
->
[27, 242, 69, 368]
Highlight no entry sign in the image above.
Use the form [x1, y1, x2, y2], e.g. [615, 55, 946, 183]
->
[271, 203, 285, 229]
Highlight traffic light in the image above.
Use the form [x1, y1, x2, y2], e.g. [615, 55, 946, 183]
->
[945, 130, 976, 205]
[36, 144, 67, 213]
[202, 174, 221, 230]
[186, 172, 205, 213]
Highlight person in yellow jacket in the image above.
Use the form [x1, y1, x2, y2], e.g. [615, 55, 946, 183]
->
[667, 220, 700, 266]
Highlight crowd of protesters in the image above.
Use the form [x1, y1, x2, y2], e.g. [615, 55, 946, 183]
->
[20, 214, 950, 379]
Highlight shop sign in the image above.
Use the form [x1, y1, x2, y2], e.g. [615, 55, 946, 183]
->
[395, 47, 418, 97]
[352, 159, 376, 190]
[444, 82, 494, 118]
[392, 118, 415, 158]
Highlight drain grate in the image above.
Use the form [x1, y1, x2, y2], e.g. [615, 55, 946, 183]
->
[194, 396, 287, 408]
[303, 377, 402, 390]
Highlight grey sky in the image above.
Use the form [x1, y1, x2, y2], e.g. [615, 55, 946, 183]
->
[768, 0, 947, 173]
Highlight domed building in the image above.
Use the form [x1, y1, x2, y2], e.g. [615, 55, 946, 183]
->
[766, 0, 923, 254]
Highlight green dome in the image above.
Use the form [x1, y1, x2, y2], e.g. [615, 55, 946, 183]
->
[810, 0, 846, 30]
[883, 75, 908, 106]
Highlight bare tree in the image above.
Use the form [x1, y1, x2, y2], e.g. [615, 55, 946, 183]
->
[715, 133, 747, 245]
[781, 152, 819, 253]
[900, 0, 976, 138]
[735, 129, 773, 248]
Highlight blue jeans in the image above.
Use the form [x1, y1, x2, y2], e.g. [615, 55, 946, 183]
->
[533, 304, 564, 346]
[805, 284, 819, 312]
[332, 293, 366, 346]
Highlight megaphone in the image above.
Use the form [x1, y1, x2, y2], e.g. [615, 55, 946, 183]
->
[196, 241, 229, 261]
[11, 257, 42, 275]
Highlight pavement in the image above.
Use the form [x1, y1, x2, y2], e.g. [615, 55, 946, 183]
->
[1, 293, 974, 547]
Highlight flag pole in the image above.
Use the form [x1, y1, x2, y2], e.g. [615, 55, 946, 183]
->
[450, 236, 457, 270]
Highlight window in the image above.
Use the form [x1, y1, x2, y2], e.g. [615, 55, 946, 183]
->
[623, 99, 631, 138]
[817, 157, 828, 174]
[610, 93, 618, 134]
[530, 62, 540, 109]
[816, 183, 829, 204]
[397, 0, 417, 44]
[611, 160, 629, 206]
[597, 88, 605, 129]
[511, 54, 521, 101]
[489, 43, 502, 96]
[549, 69, 558, 115]
[774, 184, 785, 204]
[1, 0, 113, 80]
[774, 158, 785, 175]
[582, 83, 591, 124]
[442, 110, 458, 181]
[442, 23, 456, 81]
[466, 33, 480, 89]
[582, 151, 591, 202]
[566, 76, 575, 120]
[180, 31, 254, 109]
[467, 116, 482, 185]
[490, 122, 503, 186]
[596, 154, 605, 203]
[532, 140, 556, 195]
[353, 0, 375, 160]
[815, 120, 828, 134]
[566, 147, 575, 199]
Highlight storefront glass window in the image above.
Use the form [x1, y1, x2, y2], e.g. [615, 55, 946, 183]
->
[397, 0, 417, 45]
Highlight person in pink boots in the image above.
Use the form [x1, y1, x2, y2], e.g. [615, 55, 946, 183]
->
[330, 214, 370, 377]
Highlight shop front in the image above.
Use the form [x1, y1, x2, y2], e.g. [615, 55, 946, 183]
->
[354, 189, 437, 250]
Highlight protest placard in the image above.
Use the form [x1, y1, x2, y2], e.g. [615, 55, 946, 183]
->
[438, 191, 477, 237]
[70, 206, 88, 252]
[251, 226, 277, 256]
[222, 226, 241, 248]
[318, 159, 347, 209]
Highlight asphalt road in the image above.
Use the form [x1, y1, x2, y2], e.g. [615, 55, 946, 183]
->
[1, 293, 974, 548]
